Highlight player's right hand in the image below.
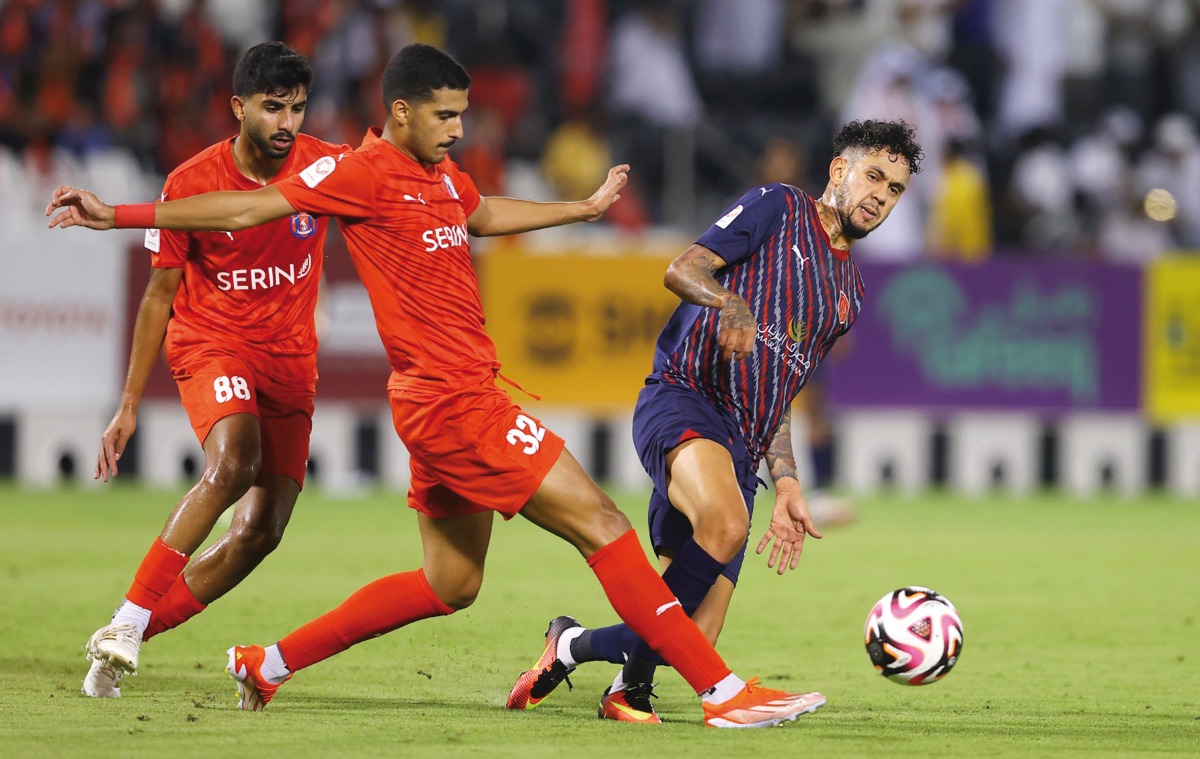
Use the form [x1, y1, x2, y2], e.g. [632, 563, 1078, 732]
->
[718, 294, 756, 361]
[45, 186, 116, 230]
[96, 406, 137, 482]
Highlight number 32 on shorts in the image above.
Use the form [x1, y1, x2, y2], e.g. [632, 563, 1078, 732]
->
[506, 414, 545, 455]
[213, 375, 252, 403]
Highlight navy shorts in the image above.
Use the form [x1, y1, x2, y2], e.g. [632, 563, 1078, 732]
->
[632, 380, 760, 585]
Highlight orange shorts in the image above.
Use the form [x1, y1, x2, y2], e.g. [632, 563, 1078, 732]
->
[388, 372, 565, 520]
[168, 341, 316, 487]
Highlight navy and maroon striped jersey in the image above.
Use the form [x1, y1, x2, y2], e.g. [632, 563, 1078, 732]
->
[650, 183, 865, 464]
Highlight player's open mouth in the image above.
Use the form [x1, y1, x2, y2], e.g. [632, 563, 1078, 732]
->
[271, 136, 294, 149]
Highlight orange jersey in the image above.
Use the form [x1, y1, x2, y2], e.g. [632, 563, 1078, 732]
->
[149, 134, 349, 356]
[276, 128, 494, 381]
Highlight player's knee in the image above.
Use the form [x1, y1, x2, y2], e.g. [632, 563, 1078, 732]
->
[202, 454, 261, 499]
[591, 493, 634, 544]
[693, 512, 750, 563]
[428, 572, 483, 611]
[226, 519, 284, 559]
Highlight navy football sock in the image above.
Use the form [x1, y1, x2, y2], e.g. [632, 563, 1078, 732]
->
[570, 624, 639, 666]
[621, 538, 728, 682]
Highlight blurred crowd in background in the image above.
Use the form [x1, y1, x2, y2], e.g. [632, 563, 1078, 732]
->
[3, 0, 1200, 262]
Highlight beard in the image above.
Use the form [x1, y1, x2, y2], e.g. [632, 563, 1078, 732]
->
[835, 182, 880, 240]
[248, 127, 294, 160]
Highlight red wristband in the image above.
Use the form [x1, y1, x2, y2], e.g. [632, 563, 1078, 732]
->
[113, 203, 156, 229]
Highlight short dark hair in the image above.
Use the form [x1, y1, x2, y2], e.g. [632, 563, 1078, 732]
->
[232, 42, 313, 99]
[833, 120, 924, 175]
[381, 43, 471, 109]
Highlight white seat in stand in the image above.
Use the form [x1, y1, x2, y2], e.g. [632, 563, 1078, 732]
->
[138, 401, 202, 488]
[1058, 413, 1147, 496]
[946, 412, 1041, 496]
[16, 408, 107, 488]
[1166, 423, 1200, 497]
[837, 410, 932, 494]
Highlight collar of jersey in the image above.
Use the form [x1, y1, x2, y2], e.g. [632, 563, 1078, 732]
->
[361, 127, 444, 181]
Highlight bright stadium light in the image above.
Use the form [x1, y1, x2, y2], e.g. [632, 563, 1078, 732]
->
[1144, 188, 1177, 222]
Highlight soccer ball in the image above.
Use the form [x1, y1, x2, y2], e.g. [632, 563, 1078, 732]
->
[864, 586, 963, 685]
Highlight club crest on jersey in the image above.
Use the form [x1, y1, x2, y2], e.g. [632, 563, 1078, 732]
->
[291, 212, 318, 239]
[788, 318, 807, 343]
[442, 175, 459, 200]
[838, 291, 850, 323]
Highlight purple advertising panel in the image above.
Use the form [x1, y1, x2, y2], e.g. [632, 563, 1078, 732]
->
[825, 260, 1142, 412]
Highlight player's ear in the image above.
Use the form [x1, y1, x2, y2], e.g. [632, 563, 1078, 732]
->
[829, 154, 848, 184]
[391, 99, 411, 126]
[231, 95, 246, 122]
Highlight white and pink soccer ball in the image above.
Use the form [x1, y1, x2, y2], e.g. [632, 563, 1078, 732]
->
[864, 586, 963, 685]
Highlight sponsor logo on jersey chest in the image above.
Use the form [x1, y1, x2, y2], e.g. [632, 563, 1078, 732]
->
[422, 224, 469, 252]
[216, 254, 313, 291]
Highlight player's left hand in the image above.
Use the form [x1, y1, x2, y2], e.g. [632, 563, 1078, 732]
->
[756, 479, 822, 575]
[45, 186, 116, 230]
[580, 164, 630, 221]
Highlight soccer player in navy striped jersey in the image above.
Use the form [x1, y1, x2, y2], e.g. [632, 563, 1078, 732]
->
[508, 120, 923, 722]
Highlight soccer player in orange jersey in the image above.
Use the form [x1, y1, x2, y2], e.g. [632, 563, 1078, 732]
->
[48, 44, 823, 728]
[77, 42, 349, 698]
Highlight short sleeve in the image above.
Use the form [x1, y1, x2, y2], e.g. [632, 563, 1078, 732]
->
[695, 183, 789, 266]
[276, 151, 377, 220]
[149, 178, 188, 269]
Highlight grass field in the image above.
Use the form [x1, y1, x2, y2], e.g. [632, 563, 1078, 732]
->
[1, 482, 1197, 758]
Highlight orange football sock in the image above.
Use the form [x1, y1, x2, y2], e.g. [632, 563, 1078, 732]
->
[125, 537, 189, 610]
[277, 569, 453, 672]
[143, 574, 207, 642]
[587, 530, 732, 694]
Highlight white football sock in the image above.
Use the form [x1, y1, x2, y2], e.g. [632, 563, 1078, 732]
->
[609, 670, 628, 694]
[556, 626, 585, 668]
[260, 644, 291, 684]
[110, 600, 152, 637]
[700, 673, 746, 704]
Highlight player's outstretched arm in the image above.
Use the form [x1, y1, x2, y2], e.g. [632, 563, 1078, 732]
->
[757, 415, 822, 575]
[467, 164, 629, 236]
[664, 244, 756, 361]
[96, 268, 182, 482]
[47, 185, 297, 232]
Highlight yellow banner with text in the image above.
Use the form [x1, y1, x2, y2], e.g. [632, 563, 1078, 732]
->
[1144, 257, 1200, 421]
[480, 243, 686, 411]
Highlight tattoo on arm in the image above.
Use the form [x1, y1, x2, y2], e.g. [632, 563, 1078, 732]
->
[766, 416, 798, 484]
[665, 246, 735, 308]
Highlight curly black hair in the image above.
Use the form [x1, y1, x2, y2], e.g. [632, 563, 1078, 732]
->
[832, 119, 924, 175]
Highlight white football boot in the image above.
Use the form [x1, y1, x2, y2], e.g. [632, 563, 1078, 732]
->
[81, 657, 123, 698]
[85, 622, 141, 675]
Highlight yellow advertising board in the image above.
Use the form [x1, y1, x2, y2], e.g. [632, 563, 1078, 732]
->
[479, 242, 686, 411]
[1144, 257, 1200, 421]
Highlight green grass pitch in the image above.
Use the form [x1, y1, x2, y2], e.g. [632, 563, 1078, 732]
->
[1, 482, 1197, 757]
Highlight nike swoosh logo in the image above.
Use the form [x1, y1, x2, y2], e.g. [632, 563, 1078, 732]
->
[655, 600, 682, 616]
[612, 701, 656, 721]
